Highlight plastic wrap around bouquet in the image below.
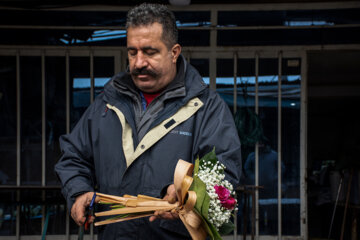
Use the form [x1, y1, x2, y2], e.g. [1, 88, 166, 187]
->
[94, 149, 237, 240]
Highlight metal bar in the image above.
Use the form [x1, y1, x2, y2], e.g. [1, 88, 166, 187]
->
[243, 192, 248, 240]
[90, 50, 94, 103]
[209, 9, 217, 90]
[66, 211, 70, 240]
[41, 51, 46, 234]
[210, 9, 217, 47]
[0, 236, 298, 240]
[0, 185, 61, 190]
[0, 1, 358, 11]
[16, 51, 20, 240]
[300, 50, 308, 240]
[91, 218, 94, 240]
[41, 51, 46, 187]
[114, 50, 121, 74]
[209, 56, 216, 90]
[65, 51, 70, 240]
[16, 53, 21, 187]
[66, 51, 70, 134]
[90, 50, 95, 239]
[277, 51, 283, 239]
[254, 52, 259, 238]
[340, 169, 354, 240]
[233, 52, 238, 114]
[16, 203, 20, 240]
[2, 23, 360, 30]
[2, 44, 360, 54]
[121, 49, 127, 72]
[185, 51, 191, 64]
[234, 206, 237, 240]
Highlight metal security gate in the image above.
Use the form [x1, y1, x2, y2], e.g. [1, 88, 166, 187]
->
[0, 46, 307, 240]
[186, 49, 306, 240]
[0, 48, 124, 240]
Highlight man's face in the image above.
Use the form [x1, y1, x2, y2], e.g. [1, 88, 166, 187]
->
[127, 22, 181, 93]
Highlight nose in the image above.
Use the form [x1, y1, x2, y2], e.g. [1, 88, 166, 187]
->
[134, 52, 148, 70]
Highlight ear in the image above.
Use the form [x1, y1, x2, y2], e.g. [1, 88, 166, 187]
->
[171, 44, 182, 63]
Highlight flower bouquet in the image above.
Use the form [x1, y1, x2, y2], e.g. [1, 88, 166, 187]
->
[93, 149, 237, 240]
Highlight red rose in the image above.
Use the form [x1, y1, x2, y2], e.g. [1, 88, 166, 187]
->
[222, 196, 236, 210]
[214, 185, 230, 202]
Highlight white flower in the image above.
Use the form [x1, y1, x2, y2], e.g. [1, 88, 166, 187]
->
[197, 160, 237, 230]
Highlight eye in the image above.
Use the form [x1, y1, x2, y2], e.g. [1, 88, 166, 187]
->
[128, 49, 137, 56]
[145, 49, 157, 56]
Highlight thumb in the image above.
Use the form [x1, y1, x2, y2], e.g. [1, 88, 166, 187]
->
[166, 184, 177, 203]
[168, 195, 177, 204]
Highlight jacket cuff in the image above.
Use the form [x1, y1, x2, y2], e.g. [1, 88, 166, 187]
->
[62, 176, 94, 211]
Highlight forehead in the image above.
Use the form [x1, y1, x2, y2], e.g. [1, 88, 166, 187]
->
[127, 22, 165, 46]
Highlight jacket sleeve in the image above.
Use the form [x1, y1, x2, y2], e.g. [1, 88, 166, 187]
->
[193, 91, 242, 187]
[55, 104, 97, 211]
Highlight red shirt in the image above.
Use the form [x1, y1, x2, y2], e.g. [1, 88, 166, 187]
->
[142, 92, 161, 107]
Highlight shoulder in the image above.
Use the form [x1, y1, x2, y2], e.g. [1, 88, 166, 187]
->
[199, 88, 229, 112]
[81, 92, 107, 120]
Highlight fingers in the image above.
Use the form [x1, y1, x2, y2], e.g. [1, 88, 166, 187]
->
[71, 206, 86, 226]
[70, 192, 94, 226]
[156, 210, 178, 220]
[149, 184, 180, 222]
[149, 208, 179, 222]
[164, 184, 177, 204]
[149, 215, 157, 222]
[87, 216, 96, 224]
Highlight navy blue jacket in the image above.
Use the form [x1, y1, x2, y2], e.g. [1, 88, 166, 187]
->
[55, 57, 242, 239]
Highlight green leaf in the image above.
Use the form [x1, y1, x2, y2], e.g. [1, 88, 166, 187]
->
[193, 208, 214, 240]
[192, 208, 222, 240]
[190, 175, 207, 214]
[194, 156, 200, 175]
[218, 221, 234, 235]
[110, 204, 125, 209]
[190, 173, 222, 239]
[201, 191, 210, 220]
[199, 147, 218, 167]
[206, 218, 222, 240]
[199, 148, 224, 174]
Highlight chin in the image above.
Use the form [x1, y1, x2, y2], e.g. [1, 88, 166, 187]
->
[138, 84, 157, 93]
[141, 88, 159, 93]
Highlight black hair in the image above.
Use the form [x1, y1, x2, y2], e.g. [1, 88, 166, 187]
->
[126, 3, 178, 49]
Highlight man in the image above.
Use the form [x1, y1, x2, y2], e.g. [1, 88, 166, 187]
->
[55, 3, 241, 239]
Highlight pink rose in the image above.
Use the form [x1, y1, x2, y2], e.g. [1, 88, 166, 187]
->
[214, 185, 236, 209]
[214, 185, 230, 202]
[222, 196, 236, 210]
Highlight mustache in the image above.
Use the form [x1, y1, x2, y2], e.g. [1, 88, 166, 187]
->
[131, 67, 158, 78]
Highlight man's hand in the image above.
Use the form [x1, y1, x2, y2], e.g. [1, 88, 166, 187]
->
[149, 184, 179, 222]
[71, 192, 97, 226]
